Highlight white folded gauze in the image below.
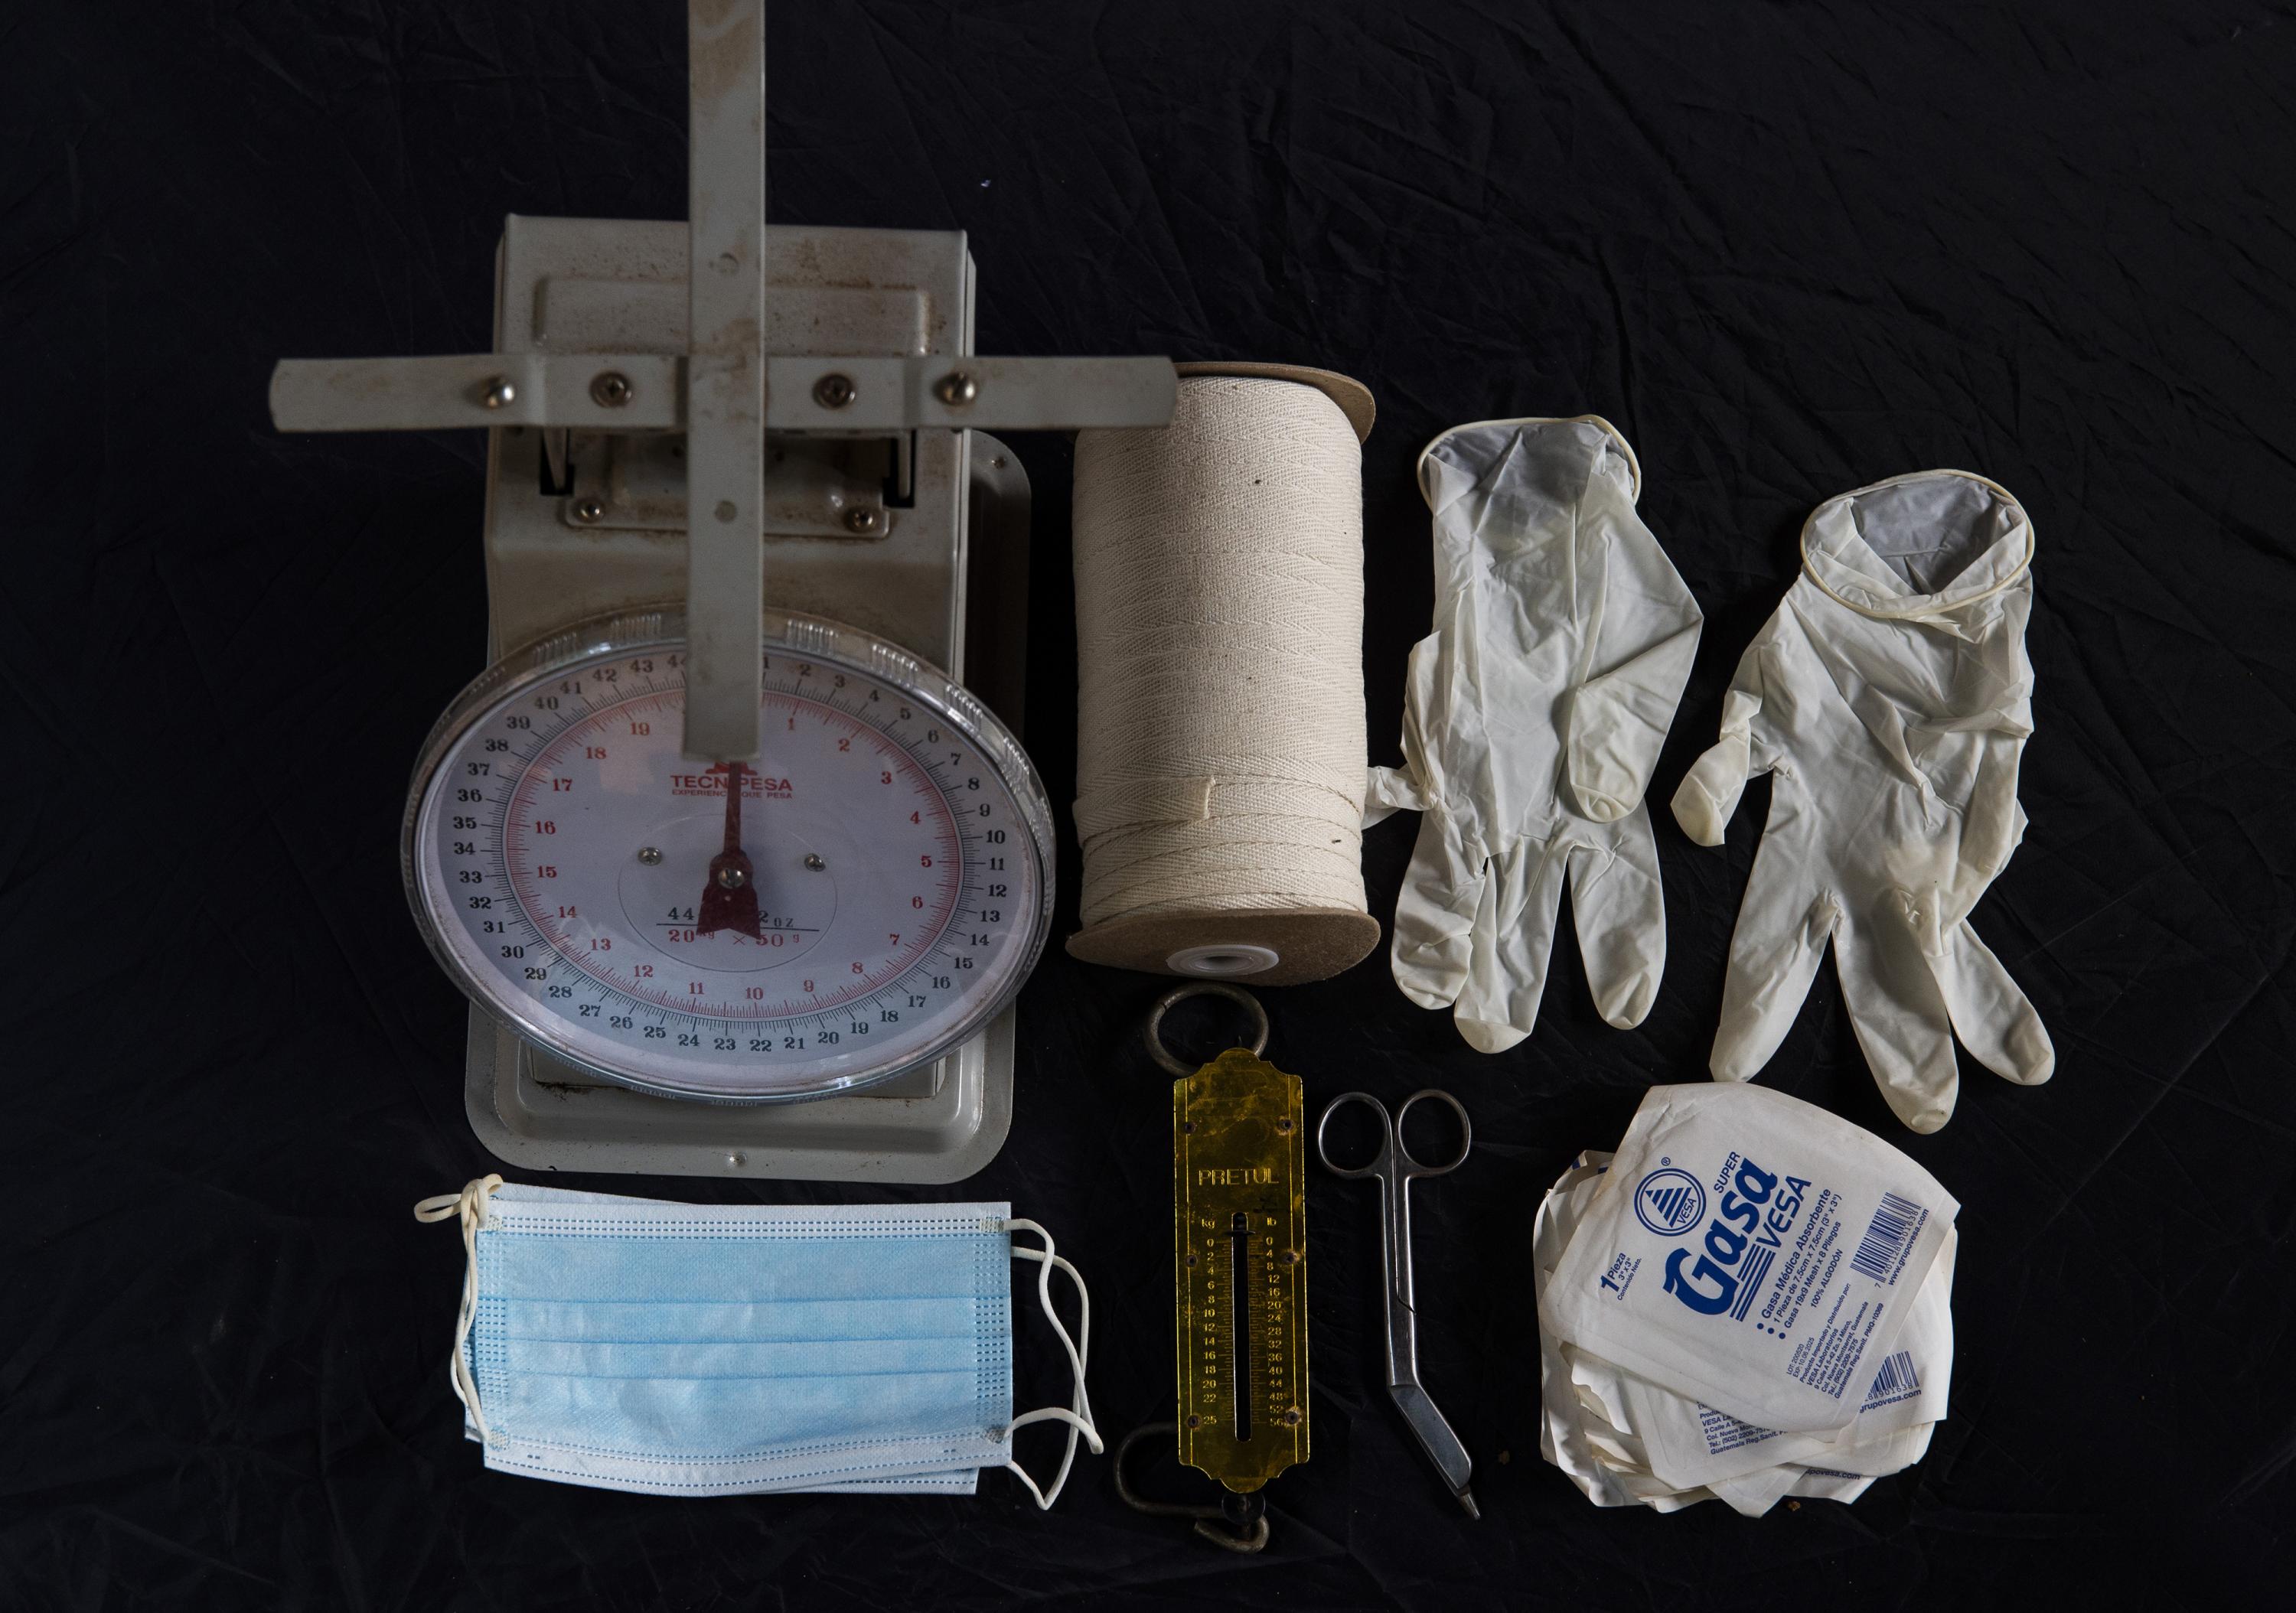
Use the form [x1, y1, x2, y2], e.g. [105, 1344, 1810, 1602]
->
[1533, 1157, 1714, 1513]
[1542, 1083, 1958, 1433]
[1533, 1085, 1959, 1518]
[1623, 1229, 1955, 1488]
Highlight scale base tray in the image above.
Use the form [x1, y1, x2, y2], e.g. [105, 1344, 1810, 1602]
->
[465, 1007, 1013, 1182]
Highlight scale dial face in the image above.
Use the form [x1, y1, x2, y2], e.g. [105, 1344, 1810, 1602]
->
[404, 609, 1053, 1102]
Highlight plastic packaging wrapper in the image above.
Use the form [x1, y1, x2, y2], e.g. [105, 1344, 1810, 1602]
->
[1534, 1084, 1955, 1517]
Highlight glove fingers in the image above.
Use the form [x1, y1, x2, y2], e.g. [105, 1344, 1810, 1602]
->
[1711, 839, 1834, 1083]
[1835, 918, 1962, 1134]
[1567, 814, 1665, 1030]
[1456, 844, 1567, 1052]
[1936, 921, 2056, 1087]
[1390, 812, 1484, 1014]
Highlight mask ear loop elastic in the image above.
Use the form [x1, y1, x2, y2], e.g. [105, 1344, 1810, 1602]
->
[413, 1175, 505, 1443]
[1000, 1217, 1101, 1509]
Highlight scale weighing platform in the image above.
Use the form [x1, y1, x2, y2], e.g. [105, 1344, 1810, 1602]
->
[269, 2, 1175, 1181]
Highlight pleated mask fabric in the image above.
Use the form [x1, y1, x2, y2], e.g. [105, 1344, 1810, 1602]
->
[414, 1181, 1097, 1504]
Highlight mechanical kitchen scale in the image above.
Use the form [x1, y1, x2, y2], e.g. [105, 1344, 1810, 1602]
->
[268, 1, 1175, 1181]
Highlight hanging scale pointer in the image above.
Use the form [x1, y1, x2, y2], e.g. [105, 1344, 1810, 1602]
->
[267, 1, 1176, 1167]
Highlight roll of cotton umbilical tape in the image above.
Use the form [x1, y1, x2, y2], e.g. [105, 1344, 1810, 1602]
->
[1066, 363, 1382, 987]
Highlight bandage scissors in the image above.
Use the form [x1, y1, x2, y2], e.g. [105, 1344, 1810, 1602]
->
[1316, 1089, 1478, 1519]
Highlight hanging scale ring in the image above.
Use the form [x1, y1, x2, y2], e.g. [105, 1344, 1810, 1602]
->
[1144, 981, 1271, 1077]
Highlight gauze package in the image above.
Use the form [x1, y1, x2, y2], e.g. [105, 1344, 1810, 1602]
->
[1620, 1227, 1954, 1488]
[1543, 1082, 1957, 1433]
[1532, 1159, 1711, 1510]
[1535, 1157, 1905, 1516]
[1534, 1084, 1958, 1517]
[1534, 1147, 1947, 1514]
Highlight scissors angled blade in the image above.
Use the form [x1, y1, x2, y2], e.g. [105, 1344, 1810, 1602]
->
[1388, 1378, 1476, 1516]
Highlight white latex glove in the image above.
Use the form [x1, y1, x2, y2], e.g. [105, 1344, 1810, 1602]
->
[1671, 470, 2056, 1132]
[1368, 417, 1702, 1051]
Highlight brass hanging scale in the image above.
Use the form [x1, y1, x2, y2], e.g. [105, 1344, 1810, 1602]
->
[1152, 983, 1309, 1494]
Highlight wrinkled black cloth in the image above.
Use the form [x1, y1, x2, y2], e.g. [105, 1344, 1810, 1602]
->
[5, 2, 2294, 1608]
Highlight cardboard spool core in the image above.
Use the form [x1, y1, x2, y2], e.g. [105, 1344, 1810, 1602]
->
[1066, 909, 1382, 989]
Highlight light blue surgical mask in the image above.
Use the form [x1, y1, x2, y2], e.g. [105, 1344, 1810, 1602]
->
[413, 1177, 1097, 1505]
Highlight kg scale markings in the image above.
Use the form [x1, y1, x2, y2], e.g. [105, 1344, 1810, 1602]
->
[1143, 989, 1311, 1510]
[408, 611, 1050, 1101]
[1174, 1050, 1309, 1493]
[274, 0, 1176, 1177]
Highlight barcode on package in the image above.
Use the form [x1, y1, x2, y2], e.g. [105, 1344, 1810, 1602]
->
[1850, 1192, 1923, 1282]
[1861, 1350, 1921, 1410]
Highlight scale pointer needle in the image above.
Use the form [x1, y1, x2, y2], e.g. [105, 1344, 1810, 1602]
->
[696, 761, 764, 940]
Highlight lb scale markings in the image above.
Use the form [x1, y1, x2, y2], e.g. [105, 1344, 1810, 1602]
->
[404, 614, 1052, 1102]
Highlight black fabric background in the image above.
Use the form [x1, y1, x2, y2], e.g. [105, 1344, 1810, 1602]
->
[7, 2, 2295, 1608]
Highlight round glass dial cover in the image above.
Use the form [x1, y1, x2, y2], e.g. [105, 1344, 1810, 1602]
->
[403, 608, 1054, 1101]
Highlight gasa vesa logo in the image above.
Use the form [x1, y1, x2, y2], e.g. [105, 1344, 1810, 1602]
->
[1632, 1167, 1705, 1236]
[1652, 1154, 1811, 1323]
